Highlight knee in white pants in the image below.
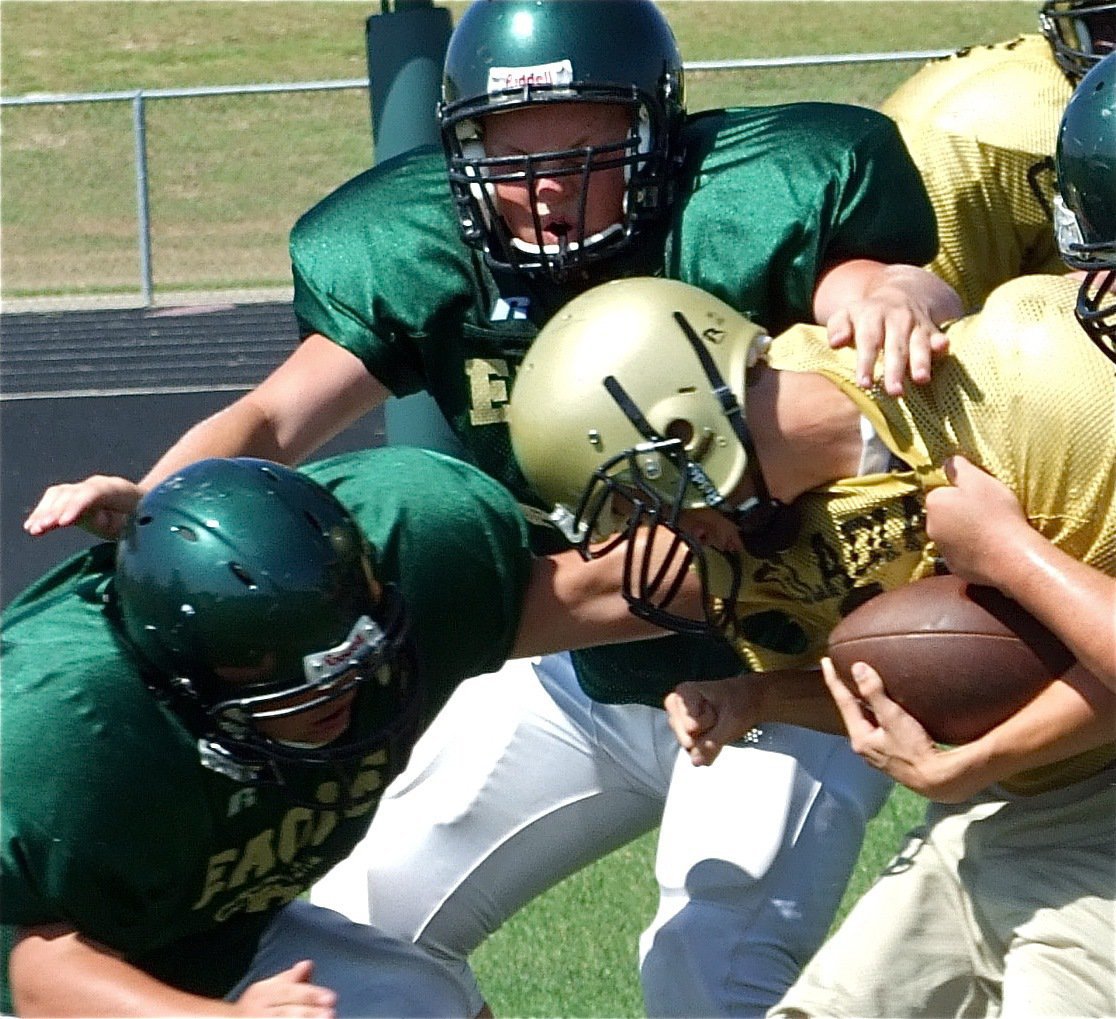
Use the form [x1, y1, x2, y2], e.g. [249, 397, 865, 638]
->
[641, 895, 805, 1019]
[639, 730, 893, 1018]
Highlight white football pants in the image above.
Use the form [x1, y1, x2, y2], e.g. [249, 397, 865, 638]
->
[228, 899, 474, 1016]
[311, 652, 893, 1017]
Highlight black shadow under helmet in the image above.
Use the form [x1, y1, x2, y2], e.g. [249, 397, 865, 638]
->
[1040, 0, 1116, 82]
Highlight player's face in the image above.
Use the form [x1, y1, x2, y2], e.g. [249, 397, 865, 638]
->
[215, 658, 361, 749]
[252, 682, 360, 749]
[675, 507, 745, 554]
[1087, 9, 1116, 55]
[481, 102, 630, 248]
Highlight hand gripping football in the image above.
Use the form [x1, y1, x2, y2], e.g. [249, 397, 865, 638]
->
[827, 574, 1076, 744]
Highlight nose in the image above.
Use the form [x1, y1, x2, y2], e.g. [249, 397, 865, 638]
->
[531, 170, 575, 208]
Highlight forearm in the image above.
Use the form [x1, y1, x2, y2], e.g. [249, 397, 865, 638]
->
[10, 926, 232, 1017]
[983, 528, 1116, 691]
[755, 668, 846, 735]
[140, 334, 388, 490]
[510, 550, 669, 658]
[921, 665, 1116, 801]
[666, 667, 845, 767]
[138, 398, 282, 490]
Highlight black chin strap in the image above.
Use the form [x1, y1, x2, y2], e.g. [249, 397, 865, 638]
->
[602, 375, 726, 512]
[668, 311, 783, 535]
[601, 309, 790, 543]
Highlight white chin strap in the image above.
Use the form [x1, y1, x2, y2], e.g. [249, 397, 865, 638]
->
[509, 222, 623, 257]
[273, 736, 334, 750]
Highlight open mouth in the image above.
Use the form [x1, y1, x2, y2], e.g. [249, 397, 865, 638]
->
[543, 220, 572, 244]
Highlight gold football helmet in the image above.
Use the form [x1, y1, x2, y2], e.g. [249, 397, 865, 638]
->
[509, 277, 781, 636]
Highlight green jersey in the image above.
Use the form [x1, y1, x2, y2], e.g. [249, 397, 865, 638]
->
[0, 447, 531, 1007]
[290, 101, 939, 705]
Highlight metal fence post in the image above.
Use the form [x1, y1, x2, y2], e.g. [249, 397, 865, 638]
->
[366, 0, 466, 456]
[0, 51, 951, 307]
[132, 91, 154, 306]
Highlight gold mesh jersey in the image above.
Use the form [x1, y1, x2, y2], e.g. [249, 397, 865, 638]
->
[881, 36, 1073, 312]
[728, 275, 1116, 793]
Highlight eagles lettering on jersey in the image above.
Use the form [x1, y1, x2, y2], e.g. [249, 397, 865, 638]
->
[192, 751, 385, 920]
[466, 357, 513, 426]
[0, 447, 534, 1005]
[881, 35, 1075, 311]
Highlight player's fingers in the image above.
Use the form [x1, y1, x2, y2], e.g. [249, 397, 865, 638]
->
[881, 325, 911, 397]
[663, 698, 695, 751]
[236, 962, 337, 1017]
[820, 658, 877, 739]
[284, 960, 317, 983]
[663, 688, 705, 749]
[942, 453, 985, 490]
[904, 325, 937, 387]
[826, 307, 854, 350]
[264, 1003, 336, 1018]
[853, 324, 883, 390]
[23, 485, 71, 533]
[844, 661, 902, 721]
[25, 478, 132, 535]
[689, 737, 722, 767]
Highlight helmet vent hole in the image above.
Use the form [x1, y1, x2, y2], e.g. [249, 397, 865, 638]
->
[303, 510, 325, 535]
[259, 465, 281, 483]
[169, 524, 198, 542]
[228, 562, 259, 591]
[665, 419, 694, 446]
[136, 514, 154, 527]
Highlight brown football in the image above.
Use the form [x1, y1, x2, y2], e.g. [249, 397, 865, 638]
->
[827, 574, 1075, 745]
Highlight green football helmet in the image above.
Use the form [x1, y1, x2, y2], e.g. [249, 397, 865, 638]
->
[509, 277, 786, 637]
[1040, 0, 1116, 82]
[114, 458, 421, 807]
[439, 0, 685, 281]
[1054, 50, 1116, 362]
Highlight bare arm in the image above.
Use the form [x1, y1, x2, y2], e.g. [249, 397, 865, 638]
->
[511, 549, 673, 658]
[10, 924, 336, 1017]
[823, 658, 1116, 802]
[510, 527, 746, 658]
[666, 650, 1116, 796]
[139, 334, 387, 484]
[24, 334, 388, 540]
[814, 259, 962, 396]
[927, 456, 1116, 691]
[665, 668, 845, 767]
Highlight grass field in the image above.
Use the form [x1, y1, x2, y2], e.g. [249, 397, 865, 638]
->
[3, 2, 1036, 1015]
[2, 1, 1037, 299]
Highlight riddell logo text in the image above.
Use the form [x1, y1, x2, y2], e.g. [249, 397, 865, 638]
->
[321, 632, 367, 668]
[487, 60, 573, 94]
[493, 70, 557, 88]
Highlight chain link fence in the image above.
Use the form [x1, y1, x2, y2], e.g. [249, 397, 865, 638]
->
[1, 52, 945, 307]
